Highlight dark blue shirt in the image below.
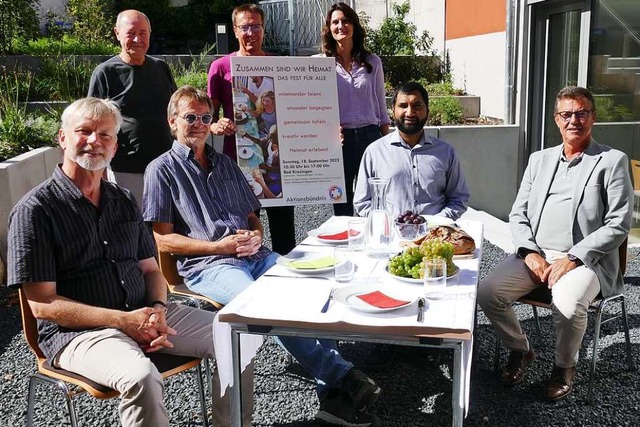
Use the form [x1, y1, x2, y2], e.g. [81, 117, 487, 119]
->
[143, 142, 271, 280]
[7, 166, 157, 361]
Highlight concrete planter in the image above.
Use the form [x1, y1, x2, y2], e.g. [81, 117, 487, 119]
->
[0, 146, 62, 262]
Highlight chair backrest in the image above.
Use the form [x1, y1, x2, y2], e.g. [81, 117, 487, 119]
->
[158, 249, 184, 287]
[631, 159, 640, 190]
[18, 288, 47, 361]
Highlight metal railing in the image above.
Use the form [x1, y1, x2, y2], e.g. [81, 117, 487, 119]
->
[259, 0, 354, 55]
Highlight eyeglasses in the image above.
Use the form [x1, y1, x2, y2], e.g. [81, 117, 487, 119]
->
[180, 113, 213, 125]
[235, 24, 263, 34]
[556, 110, 592, 122]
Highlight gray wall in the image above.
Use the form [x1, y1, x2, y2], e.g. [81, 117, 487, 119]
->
[436, 125, 520, 221]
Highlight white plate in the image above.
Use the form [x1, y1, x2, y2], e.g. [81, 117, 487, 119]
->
[385, 263, 459, 284]
[276, 255, 336, 274]
[236, 135, 254, 147]
[334, 283, 417, 313]
[308, 226, 349, 244]
[238, 147, 254, 159]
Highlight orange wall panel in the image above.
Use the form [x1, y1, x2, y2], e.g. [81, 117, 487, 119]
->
[446, 0, 506, 40]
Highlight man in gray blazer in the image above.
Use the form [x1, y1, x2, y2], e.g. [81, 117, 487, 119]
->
[478, 86, 633, 401]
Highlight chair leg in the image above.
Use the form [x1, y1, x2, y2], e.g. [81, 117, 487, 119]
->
[532, 306, 542, 338]
[587, 304, 605, 404]
[195, 363, 209, 427]
[620, 297, 637, 371]
[26, 375, 39, 426]
[29, 374, 80, 427]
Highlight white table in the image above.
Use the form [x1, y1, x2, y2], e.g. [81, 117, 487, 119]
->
[218, 216, 483, 427]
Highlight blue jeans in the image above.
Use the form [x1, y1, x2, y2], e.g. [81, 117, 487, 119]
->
[185, 253, 353, 399]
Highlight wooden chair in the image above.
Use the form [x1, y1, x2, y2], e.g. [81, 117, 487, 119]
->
[493, 239, 636, 403]
[19, 289, 209, 427]
[158, 249, 224, 310]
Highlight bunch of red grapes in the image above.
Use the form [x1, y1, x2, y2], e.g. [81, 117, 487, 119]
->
[395, 210, 426, 225]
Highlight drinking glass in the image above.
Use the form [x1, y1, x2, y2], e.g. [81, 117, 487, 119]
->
[423, 258, 447, 300]
[348, 219, 366, 251]
[334, 247, 355, 283]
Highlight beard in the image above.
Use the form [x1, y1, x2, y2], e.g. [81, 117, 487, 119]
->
[394, 116, 428, 135]
[68, 150, 112, 171]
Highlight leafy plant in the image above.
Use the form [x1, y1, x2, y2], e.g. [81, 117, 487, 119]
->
[170, 43, 216, 91]
[425, 81, 466, 96]
[34, 56, 97, 101]
[0, 72, 59, 162]
[67, 0, 115, 46]
[362, 2, 436, 56]
[428, 96, 463, 126]
[11, 34, 118, 55]
[0, 0, 40, 54]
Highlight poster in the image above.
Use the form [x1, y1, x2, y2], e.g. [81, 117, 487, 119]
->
[230, 56, 345, 207]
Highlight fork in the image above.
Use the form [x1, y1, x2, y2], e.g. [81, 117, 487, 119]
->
[320, 288, 336, 313]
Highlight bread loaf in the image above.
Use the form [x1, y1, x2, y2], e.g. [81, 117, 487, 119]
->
[414, 225, 476, 255]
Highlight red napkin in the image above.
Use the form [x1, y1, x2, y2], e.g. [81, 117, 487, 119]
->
[318, 230, 360, 240]
[356, 291, 410, 308]
[318, 231, 347, 240]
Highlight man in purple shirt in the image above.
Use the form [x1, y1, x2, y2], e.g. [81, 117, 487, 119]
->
[143, 86, 383, 427]
[207, 3, 296, 256]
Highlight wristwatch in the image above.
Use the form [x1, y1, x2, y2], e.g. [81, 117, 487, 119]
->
[567, 254, 583, 266]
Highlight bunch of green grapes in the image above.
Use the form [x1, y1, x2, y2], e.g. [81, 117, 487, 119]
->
[389, 246, 424, 279]
[418, 239, 456, 277]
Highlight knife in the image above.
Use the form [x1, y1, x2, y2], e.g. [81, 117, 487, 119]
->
[320, 288, 335, 313]
[417, 298, 425, 322]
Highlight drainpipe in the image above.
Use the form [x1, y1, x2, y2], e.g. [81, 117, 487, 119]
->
[504, 0, 516, 124]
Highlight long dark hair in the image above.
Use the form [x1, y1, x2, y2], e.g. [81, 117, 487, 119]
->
[321, 2, 372, 73]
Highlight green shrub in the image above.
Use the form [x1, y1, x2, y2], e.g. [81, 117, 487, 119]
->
[381, 56, 443, 90]
[33, 56, 97, 101]
[424, 81, 466, 96]
[0, 0, 40, 54]
[428, 96, 463, 126]
[11, 34, 118, 55]
[170, 43, 215, 91]
[0, 97, 59, 162]
[0, 65, 35, 102]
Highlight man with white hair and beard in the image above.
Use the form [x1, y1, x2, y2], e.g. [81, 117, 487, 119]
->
[6, 97, 236, 427]
[354, 81, 470, 220]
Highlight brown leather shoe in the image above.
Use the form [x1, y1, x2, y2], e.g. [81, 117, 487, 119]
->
[501, 349, 536, 386]
[545, 365, 575, 401]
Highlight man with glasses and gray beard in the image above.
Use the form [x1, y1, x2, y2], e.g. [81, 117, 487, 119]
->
[478, 86, 633, 401]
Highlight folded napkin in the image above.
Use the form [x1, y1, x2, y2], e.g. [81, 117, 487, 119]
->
[287, 256, 336, 270]
[318, 230, 348, 240]
[356, 291, 410, 308]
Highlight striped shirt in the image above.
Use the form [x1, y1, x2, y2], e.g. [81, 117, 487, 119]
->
[7, 166, 157, 362]
[143, 141, 270, 280]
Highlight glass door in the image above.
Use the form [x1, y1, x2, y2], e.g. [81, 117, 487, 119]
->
[529, 0, 591, 150]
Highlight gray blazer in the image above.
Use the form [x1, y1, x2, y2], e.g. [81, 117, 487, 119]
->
[509, 141, 633, 297]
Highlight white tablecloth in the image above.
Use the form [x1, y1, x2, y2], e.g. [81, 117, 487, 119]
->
[217, 216, 483, 411]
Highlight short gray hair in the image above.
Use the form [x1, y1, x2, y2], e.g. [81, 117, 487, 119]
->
[61, 97, 123, 133]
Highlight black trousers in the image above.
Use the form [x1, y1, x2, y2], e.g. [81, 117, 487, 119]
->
[257, 205, 296, 255]
[334, 124, 383, 217]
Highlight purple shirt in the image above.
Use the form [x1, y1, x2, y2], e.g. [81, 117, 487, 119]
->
[207, 53, 237, 158]
[143, 141, 270, 280]
[334, 54, 390, 129]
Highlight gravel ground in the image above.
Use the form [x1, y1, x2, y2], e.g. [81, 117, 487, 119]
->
[1, 204, 639, 426]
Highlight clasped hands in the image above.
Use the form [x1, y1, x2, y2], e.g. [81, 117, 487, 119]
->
[124, 306, 176, 353]
[523, 252, 579, 287]
[223, 229, 262, 257]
